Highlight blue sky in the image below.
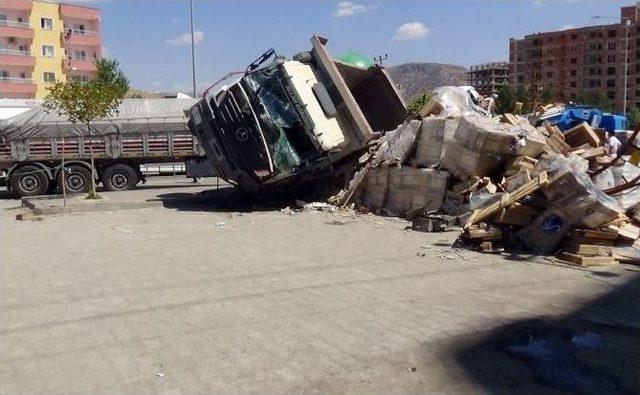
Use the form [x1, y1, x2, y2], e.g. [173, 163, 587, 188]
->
[91, 0, 633, 93]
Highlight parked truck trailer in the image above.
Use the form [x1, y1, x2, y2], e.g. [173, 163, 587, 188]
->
[188, 35, 407, 196]
[0, 98, 214, 197]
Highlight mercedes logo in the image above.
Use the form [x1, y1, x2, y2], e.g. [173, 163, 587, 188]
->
[235, 128, 249, 142]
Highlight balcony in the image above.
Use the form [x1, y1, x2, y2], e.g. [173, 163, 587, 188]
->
[1, 0, 32, 11]
[0, 20, 34, 39]
[63, 29, 100, 47]
[0, 77, 37, 95]
[63, 58, 97, 72]
[60, 4, 100, 20]
[0, 48, 35, 67]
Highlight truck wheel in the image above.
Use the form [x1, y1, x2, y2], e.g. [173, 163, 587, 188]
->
[10, 165, 50, 197]
[59, 164, 92, 194]
[102, 164, 139, 191]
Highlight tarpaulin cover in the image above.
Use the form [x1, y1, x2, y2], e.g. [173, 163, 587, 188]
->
[0, 98, 197, 141]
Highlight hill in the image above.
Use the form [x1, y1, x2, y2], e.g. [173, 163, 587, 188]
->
[387, 62, 469, 102]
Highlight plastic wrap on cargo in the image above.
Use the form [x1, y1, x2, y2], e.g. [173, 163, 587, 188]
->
[414, 117, 446, 167]
[431, 86, 488, 118]
[538, 155, 623, 228]
[441, 142, 505, 179]
[373, 119, 421, 165]
[453, 115, 545, 156]
[610, 162, 640, 209]
[383, 166, 449, 216]
[362, 166, 390, 208]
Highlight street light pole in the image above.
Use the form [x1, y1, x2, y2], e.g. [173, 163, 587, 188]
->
[624, 18, 631, 116]
[189, 0, 197, 97]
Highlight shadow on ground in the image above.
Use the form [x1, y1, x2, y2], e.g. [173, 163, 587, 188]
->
[451, 274, 640, 394]
[156, 187, 298, 213]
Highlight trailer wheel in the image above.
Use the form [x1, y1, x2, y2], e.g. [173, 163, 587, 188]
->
[102, 164, 139, 191]
[59, 164, 92, 194]
[10, 165, 49, 197]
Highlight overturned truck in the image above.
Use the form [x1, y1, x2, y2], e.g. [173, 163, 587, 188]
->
[188, 35, 406, 195]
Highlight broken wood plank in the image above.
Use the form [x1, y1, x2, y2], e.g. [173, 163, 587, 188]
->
[464, 171, 549, 229]
[466, 226, 503, 240]
[606, 223, 640, 242]
[558, 252, 617, 267]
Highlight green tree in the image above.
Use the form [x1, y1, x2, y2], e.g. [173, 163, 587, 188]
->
[494, 85, 516, 115]
[541, 86, 554, 105]
[627, 107, 640, 128]
[406, 90, 434, 115]
[575, 90, 614, 112]
[514, 85, 531, 113]
[43, 59, 130, 199]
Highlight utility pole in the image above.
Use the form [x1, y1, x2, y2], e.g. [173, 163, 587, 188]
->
[189, 0, 197, 97]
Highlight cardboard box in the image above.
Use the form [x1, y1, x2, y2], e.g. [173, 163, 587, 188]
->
[441, 142, 505, 179]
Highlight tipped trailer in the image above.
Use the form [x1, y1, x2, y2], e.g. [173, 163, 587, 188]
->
[188, 35, 407, 196]
[0, 98, 214, 197]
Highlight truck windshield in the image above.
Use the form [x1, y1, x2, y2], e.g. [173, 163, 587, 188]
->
[243, 67, 313, 172]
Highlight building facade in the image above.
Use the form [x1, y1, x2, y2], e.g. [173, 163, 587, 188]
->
[0, 0, 101, 99]
[510, 5, 639, 113]
[468, 62, 509, 96]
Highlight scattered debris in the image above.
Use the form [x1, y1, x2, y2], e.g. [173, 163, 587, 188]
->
[327, 94, 640, 266]
[214, 222, 226, 228]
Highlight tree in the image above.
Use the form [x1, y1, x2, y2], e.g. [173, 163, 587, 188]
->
[541, 86, 554, 105]
[406, 90, 434, 115]
[575, 90, 614, 112]
[514, 85, 531, 114]
[44, 59, 129, 199]
[494, 85, 516, 115]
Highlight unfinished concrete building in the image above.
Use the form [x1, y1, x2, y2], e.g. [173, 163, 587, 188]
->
[468, 62, 509, 96]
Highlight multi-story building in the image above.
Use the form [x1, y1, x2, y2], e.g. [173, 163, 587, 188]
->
[0, 0, 101, 99]
[468, 62, 509, 96]
[510, 4, 639, 113]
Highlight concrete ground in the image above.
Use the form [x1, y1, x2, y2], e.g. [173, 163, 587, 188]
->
[1, 176, 639, 394]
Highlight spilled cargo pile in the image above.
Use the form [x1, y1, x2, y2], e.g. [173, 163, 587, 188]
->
[330, 89, 640, 267]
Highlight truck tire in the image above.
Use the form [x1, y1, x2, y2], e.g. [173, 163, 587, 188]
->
[59, 164, 92, 194]
[10, 165, 50, 197]
[101, 164, 139, 191]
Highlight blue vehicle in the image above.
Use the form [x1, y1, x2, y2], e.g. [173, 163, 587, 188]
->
[537, 105, 628, 133]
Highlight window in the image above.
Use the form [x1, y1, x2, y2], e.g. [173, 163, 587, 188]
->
[608, 30, 617, 38]
[608, 67, 616, 75]
[19, 72, 26, 78]
[608, 54, 616, 63]
[41, 45, 54, 57]
[570, 70, 577, 76]
[608, 42, 617, 50]
[571, 58, 577, 64]
[40, 17, 53, 30]
[570, 81, 577, 87]
[546, 72, 553, 78]
[607, 91, 615, 99]
[571, 34, 578, 40]
[74, 50, 86, 60]
[1, 70, 9, 78]
[43, 72, 55, 83]
[607, 80, 616, 88]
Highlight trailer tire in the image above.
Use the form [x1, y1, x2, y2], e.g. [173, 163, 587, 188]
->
[59, 164, 92, 194]
[102, 164, 139, 191]
[10, 165, 50, 197]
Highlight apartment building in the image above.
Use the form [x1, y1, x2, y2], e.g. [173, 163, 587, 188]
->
[509, 5, 640, 113]
[0, 0, 101, 99]
[468, 62, 509, 96]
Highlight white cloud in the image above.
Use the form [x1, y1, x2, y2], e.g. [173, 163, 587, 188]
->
[101, 46, 110, 57]
[532, 0, 544, 6]
[166, 31, 204, 46]
[393, 22, 429, 41]
[558, 24, 575, 31]
[171, 18, 180, 24]
[334, 2, 369, 18]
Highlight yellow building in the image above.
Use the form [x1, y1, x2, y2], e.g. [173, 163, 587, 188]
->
[0, 0, 101, 99]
